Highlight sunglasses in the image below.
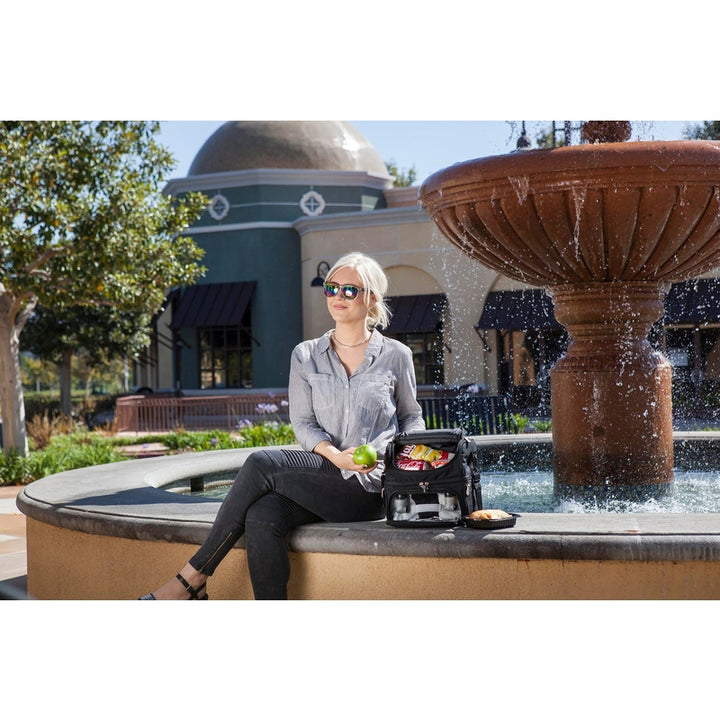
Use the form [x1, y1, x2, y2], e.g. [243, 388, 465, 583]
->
[323, 281, 368, 301]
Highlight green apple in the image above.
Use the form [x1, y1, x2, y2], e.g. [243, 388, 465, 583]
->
[353, 444, 378, 467]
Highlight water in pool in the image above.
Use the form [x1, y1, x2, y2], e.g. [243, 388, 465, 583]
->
[168, 469, 720, 514]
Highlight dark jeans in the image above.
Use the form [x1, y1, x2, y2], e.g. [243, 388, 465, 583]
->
[189, 448, 384, 599]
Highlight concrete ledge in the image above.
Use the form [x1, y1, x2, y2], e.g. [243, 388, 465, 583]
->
[16, 434, 720, 567]
[16, 433, 720, 598]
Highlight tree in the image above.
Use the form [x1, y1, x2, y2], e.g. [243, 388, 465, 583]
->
[19, 353, 56, 393]
[535, 123, 568, 149]
[385, 160, 417, 187]
[683, 121, 720, 140]
[21, 303, 156, 416]
[0, 121, 207, 455]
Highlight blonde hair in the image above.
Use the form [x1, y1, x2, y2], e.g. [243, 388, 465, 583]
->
[325, 251, 392, 329]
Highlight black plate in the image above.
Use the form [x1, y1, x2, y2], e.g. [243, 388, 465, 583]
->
[463, 513, 519, 530]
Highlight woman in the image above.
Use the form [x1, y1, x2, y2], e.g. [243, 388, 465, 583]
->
[140, 251, 425, 600]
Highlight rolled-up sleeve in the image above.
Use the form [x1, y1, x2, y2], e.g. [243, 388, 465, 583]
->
[288, 346, 333, 452]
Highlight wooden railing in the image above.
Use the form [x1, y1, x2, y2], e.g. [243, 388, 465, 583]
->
[115, 391, 514, 435]
[115, 393, 290, 433]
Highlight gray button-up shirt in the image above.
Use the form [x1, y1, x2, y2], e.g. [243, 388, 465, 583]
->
[288, 329, 426, 492]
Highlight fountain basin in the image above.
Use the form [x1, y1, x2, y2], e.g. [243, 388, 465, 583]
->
[16, 435, 720, 600]
[419, 140, 720, 495]
[419, 141, 720, 286]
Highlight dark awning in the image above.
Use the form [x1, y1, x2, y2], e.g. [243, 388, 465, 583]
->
[476, 289, 560, 331]
[170, 281, 256, 329]
[662, 279, 720, 326]
[385, 294, 446, 334]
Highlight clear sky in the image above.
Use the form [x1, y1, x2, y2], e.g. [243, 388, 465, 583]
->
[157, 120, 700, 186]
[6, 2, 714, 190]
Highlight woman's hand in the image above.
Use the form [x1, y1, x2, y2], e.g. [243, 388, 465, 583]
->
[343, 447, 379, 474]
[313, 441, 378, 474]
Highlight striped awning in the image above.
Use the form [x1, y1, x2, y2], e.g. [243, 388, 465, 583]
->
[170, 281, 256, 328]
[476, 289, 560, 331]
[662, 279, 720, 326]
[385, 294, 446, 334]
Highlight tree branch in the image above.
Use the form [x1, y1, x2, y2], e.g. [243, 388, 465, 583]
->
[23, 246, 64, 277]
[15, 293, 37, 333]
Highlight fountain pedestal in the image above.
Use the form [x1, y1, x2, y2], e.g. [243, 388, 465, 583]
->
[549, 282, 673, 493]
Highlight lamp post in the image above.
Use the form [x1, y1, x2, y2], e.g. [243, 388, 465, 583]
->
[311, 261, 330, 287]
[516, 121, 532, 150]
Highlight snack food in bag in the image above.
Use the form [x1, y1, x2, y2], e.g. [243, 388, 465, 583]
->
[395, 458, 429, 471]
[395, 444, 455, 470]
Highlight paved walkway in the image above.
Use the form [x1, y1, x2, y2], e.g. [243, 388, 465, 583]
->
[0, 486, 29, 599]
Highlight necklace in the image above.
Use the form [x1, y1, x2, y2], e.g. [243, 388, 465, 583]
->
[331, 329, 370, 349]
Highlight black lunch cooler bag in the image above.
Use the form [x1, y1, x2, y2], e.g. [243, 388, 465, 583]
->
[381, 428, 482, 527]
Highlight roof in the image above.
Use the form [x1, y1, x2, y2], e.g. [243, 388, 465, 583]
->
[476, 289, 561, 331]
[385, 294, 446, 334]
[663, 278, 720, 325]
[188, 121, 389, 177]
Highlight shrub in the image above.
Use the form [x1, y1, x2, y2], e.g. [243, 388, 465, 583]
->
[1, 420, 298, 486]
[162, 431, 243, 452]
[498, 413, 529, 434]
[31, 433, 127, 474]
[534, 419, 553, 432]
[27, 412, 79, 450]
[236, 421, 296, 447]
[1, 431, 128, 485]
[0, 451, 32, 485]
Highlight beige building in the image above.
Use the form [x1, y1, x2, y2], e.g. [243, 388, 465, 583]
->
[299, 186, 507, 393]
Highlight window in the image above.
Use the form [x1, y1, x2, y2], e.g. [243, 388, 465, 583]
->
[199, 325, 253, 389]
[663, 327, 720, 384]
[389, 331, 444, 386]
[384, 294, 446, 387]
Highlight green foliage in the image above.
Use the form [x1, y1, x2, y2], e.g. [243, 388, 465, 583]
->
[0, 121, 207, 312]
[26, 412, 78, 450]
[422, 405, 531, 435]
[0, 451, 32, 485]
[20, 352, 56, 391]
[534, 419, 553, 432]
[683, 121, 720, 140]
[23, 390, 114, 424]
[160, 423, 296, 452]
[235, 421, 296, 447]
[385, 160, 417, 187]
[0, 422, 298, 485]
[498, 413, 529, 434]
[0, 121, 210, 454]
[0, 432, 127, 484]
[21, 303, 153, 367]
[161, 430, 242, 452]
[535, 123, 567, 149]
[34, 434, 127, 474]
[424, 413, 441, 430]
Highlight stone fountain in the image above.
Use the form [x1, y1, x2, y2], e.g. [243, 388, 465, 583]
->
[419, 122, 720, 497]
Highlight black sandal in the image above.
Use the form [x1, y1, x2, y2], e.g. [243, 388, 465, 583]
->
[138, 573, 208, 600]
[175, 573, 209, 600]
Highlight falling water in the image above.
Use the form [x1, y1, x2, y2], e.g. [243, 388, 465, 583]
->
[482, 469, 720, 514]
[173, 468, 720, 514]
[429, 225, 493, 391]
